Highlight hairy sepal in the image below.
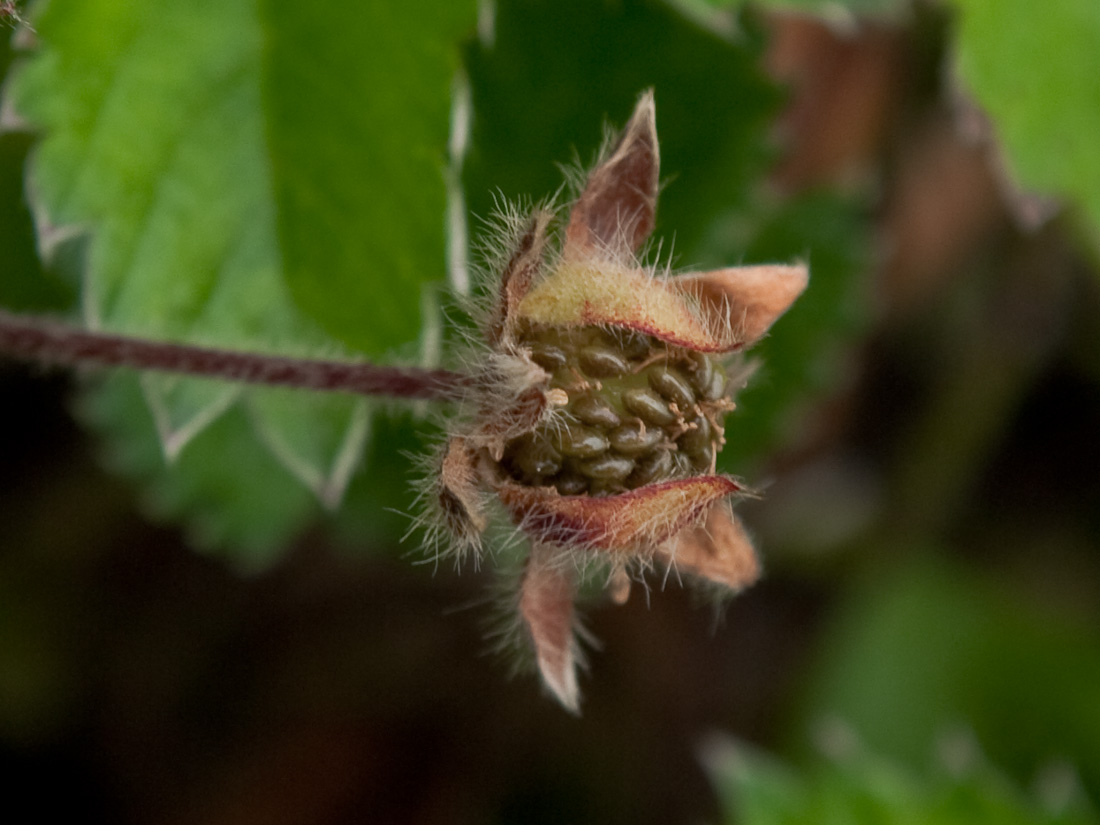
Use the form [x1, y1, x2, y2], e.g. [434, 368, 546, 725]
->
[519, 543, 582, 713]
[656, 503, 760, 592]
[675, 263, 809, 347]
[497, 476, 743, 555]
[564, 89, 659, 260]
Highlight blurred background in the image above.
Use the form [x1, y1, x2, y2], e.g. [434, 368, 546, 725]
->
[2, 1, 1099, 823]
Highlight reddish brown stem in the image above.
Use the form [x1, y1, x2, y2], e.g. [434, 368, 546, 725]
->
[0, 309, 467, 401]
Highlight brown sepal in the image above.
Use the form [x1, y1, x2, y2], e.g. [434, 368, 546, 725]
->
[675, 263, 809, 346]
[565, 90, 659, 259]
[520, 544, 580, 712]
[438, 437, 489, 546]
[487, 210, 553, 346]
[656, 504, 760, 591]
[497, 475, 742, 553]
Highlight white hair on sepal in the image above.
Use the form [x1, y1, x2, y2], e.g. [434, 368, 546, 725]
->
[465, 193, 563, 303]
[403, 436, 486, 570]
[481, 541, 601, 706]
[485, 588, 594, 709]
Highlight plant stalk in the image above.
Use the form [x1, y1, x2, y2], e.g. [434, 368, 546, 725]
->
[0, 309, 467, 401]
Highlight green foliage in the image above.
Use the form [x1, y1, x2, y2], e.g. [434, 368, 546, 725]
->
[3, 0, 477, 554]
[82, 373, 320, 568]
[264, 0, 477, 354]
[708, 739, 1099, 825]
[948, 0, 1100, 253]
[788, 557, 1100, 802]
[689, 0, 908, 18]
[464, 0, 780, 264]
[0, 34, 69, 311]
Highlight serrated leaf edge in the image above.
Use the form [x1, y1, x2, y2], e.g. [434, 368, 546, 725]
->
[141, 373, 243, 462]
[247, 393, 372, 511]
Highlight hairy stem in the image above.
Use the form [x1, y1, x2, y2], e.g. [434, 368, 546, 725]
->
[0, 310, 467, 401]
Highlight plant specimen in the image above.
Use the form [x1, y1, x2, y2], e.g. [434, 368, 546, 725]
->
[0, 90, 805, 712]
[424, 91, 807, 710]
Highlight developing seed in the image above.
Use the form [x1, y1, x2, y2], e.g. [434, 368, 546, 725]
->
[677, 414, 712, 458]
[608, 419, 664, 456]
[529, 342, 568, 372]
[590, 479, 628, 496]
[687, 351, 714, 392]
[648, 366, 697, 410]
[510, 434, 563, 479]
[628, 450, 673, 487]
[554, 423, 610, 458]
[622, 388, 677, 426]
[698, 366, 727, 401]
[578, 345, 630, 378]
[554, 471, 589, 496]
[691, 443, 715, 472]
[577, 454, 635, 482]
[572, 394, 622, 428]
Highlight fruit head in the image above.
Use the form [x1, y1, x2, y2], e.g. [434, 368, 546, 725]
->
[428, 90, 807, 711]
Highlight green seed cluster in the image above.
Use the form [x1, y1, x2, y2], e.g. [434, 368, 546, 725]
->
[501, 326, 730, 496]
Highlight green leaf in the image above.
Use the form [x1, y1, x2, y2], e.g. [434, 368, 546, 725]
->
[0, 32, 70, 312]
[680, 0, 909, 20]
[247, 388, 371, 510]
[0, 128, 71, 311]
[948, 0, 1100, 249]
[463, 0, 781, 265]
[4, 0, 476, 551]
[7, 0, 364, 470]
[83, 373, 319, 569]
[264, 0, 477, 353]
[707, 739, 1100, 825]
[332, 411, 437, 552]
[789, 556, 1100, 803]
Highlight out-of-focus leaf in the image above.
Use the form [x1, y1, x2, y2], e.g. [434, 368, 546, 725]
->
[707, 738, 1099, 825]
[82, 373, 317, 569]
[0, 128, 71, 311]
[10, 0, 299, 439]
[948, 0, 1100, 251]
[3, 0, 476, 552]
[6, 0, 368, 492]
[789, 556, 1100, 801]
[0, 30, 69, 312]
[692, 0, 908, 16]
[264, 0, 477, 353]
[247, 388, 371, 510]
[332, 411, 437, 552]
[463, 0, 781, 265]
